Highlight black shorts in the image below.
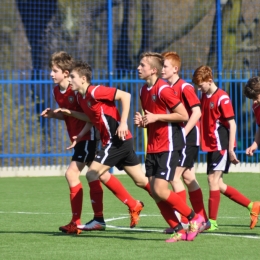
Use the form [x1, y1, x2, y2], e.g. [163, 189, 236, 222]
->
[207, 150, 230, 174]
[178, 145, 199, 168]
[71, 140, 98, 164]
[94, 138, 140, 171]
[145, 150, 181, 181]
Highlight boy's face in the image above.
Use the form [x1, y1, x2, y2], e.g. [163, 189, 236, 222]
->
[253, 94, 260, 104]
[161, 59, 178, 80]
[69, 70, 82, 91]
[196, 80, 212, 94]
[50, 65, 67, 85]
[137, 57, 155, 81]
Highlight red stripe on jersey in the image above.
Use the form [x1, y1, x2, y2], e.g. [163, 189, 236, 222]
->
[53, 85, 94, 142]
[76, 85, 132, 146]
[140, 78, 185, 153]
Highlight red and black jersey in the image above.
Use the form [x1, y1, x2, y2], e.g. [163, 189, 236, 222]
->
[253, 103, 260, 126]
[53, 85, 95, 142]
[200, 88, 236, 151]
[171, 78, 200, 146]
[76, 85, 132, 146]
[140, 78, 185, 153]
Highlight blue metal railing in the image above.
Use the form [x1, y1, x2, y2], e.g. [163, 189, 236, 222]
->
[0, 69, 259, 167]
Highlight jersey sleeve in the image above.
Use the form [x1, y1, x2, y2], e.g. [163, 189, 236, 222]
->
[253, 104, 260, 126]
[91, 85, 117, 101]
[160, 86, 181, 110]
[219, 95, 235, 119]
[182, 85, 200, 108]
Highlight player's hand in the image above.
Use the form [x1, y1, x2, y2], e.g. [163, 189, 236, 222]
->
[142, 110, 158, 126]
[245, 142, 258, 156]
[229, 150, 240, 165]
[54, 108, 71, 116]
[134, 112, 143, 127]
[116, 122, 128, 140]
[66, 136, 79, 150]
[40, 108, 54, 118]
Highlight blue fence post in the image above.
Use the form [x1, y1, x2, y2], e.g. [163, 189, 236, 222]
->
[216, 0, 223, 88]
[107, 0, 114, 173]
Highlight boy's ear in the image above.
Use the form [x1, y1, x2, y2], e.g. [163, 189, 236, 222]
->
[64, 70, 70, 77]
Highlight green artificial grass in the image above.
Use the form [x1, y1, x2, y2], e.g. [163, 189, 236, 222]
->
[0, 173, 259, 260]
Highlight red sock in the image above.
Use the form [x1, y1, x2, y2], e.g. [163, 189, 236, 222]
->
[189, 188, 208, 221]
[157, 200, 180, 228]
[208, 190, 220, 220]
[176, 190, 189, 224]
[223, 185, 251, 207]
[165, 191, 193, 217]
[105, 174, 136, 209]
[70, 183, 83, 225]
[88, 180, 103, 218]
[143, 182, 152, 197]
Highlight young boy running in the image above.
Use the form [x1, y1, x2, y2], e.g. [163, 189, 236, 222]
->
[41, 51, 144, 234]
[161, 52, 209, 232]
[134, 52, 204, 243]
[54, 60, 152, 232]
[192, 65, 260, 230]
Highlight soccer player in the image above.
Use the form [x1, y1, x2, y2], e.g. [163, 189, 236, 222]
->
[41, 51, 144, 234]
[54, 60, 152, 232]
[161, 52, 209, 232]
[192, 65, 260, 230]
[134, 52, 204, 243]
[244, 76, 260, 157]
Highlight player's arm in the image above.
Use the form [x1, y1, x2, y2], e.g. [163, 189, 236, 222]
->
[40, 108, 65, 120]
[142, 102, 188, 126]
[246, 127, 260, 156]
[67, 122, 93, 150]
[53, 108, 91, 123]
[184, 105, 201, 136]
[228, 118, 240, 164]
[114, 89, 131, 139]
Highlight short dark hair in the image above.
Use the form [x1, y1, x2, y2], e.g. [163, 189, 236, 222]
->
[244, 76, 260, 100]
[71, 60, 92, 82]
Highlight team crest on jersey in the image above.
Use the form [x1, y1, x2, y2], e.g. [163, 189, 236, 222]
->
[210, 102, 214, 109]
[152, 95, 157, 102]
[173, 90, 178, 96]
[68, 96, 74, 103]
[87, 101, 92, 107]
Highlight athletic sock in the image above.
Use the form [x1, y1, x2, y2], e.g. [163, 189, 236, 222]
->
[70, 182, 83, 225]
[176, 190, 189, 224]
[208, 190, 220, 220]
[223, 185, 251, 207]
[189, 188, 208, 221]
[165, 191, 193, 217]
[143, 182, 152, 197]
[88, 180, 103, 218]
[104, 174, 136, 209]
[157, 200, 180, 227]
[247, 202, 253, 212]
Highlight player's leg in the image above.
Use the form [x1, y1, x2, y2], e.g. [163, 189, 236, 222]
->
[59, 141, 87, 234]
[219, 176, 260, 229]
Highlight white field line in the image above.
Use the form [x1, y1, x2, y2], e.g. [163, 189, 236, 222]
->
[1, 211, 259, 239]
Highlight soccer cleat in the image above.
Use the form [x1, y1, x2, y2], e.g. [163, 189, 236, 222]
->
[165, 231, 187, 243]
[199, 220, 211, 233]
[250, 201, 260, 229]
[77, 219, 106, 231]
[129, 200, 144, 228]
[59, 222, 81, 235]
[206, 219, 218, 231]
[186, 214, 204, 241]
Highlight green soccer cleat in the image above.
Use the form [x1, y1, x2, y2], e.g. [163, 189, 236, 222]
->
[206, 219, 218, 231]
